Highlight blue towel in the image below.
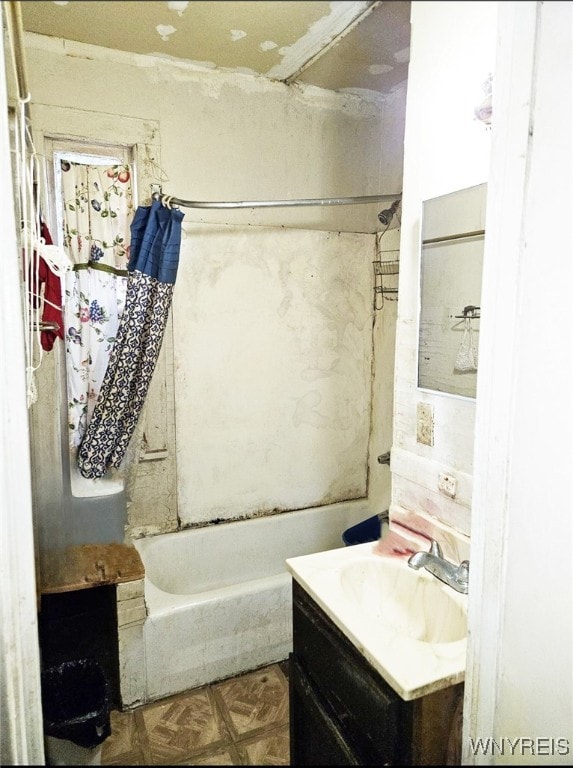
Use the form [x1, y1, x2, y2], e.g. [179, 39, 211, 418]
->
[129, 199, 184, 284]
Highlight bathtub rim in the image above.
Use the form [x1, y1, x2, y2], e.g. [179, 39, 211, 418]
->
[133, 498, 373, 612]
[141, 570, 291, 615]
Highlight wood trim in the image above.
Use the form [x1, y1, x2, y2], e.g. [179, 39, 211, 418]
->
[0, 28, 45, 764]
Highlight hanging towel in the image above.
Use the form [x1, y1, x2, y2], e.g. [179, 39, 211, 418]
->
[77, 200, 184, 479]
[26, 221, 65, 351]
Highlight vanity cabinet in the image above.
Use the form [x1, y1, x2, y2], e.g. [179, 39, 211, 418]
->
[289, 579, 463, 766]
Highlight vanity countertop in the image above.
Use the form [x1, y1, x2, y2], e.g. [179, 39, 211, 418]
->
[286, 539, 468, 701]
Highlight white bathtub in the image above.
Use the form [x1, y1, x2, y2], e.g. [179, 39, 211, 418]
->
[133, 499, 373, 701]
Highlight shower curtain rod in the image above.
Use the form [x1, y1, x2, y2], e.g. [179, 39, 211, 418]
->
[151, 191, 402, 210]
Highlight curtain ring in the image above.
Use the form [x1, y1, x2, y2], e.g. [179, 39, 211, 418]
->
[160, 194, 179, 210]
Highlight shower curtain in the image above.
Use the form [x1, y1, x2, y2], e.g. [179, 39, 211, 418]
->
[61, 161, 133, 453]
[77, 199, 184, 479]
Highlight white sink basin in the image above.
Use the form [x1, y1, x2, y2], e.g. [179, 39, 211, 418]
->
[339, 557, 467, 644]
[286, 541, 468, 700]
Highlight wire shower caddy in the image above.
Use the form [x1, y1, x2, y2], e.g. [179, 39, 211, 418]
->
[373, 254, 399, 310]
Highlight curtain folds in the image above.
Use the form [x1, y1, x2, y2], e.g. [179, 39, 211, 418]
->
[61, 161, 133, 450]
[77, 200, 184, 479]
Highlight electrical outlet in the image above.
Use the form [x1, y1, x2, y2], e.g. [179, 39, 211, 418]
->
[438, 472, 457, 498]
[416, 402, 434, 446]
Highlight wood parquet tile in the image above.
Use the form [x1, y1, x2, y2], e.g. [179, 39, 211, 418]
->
[100, 707, 145, 765]
[100, 662, 290, 766]
[235, 725, 290, 766]
[212, 665, 289, 737]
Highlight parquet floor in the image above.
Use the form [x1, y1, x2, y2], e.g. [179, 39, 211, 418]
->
[101, 661, 290, 766]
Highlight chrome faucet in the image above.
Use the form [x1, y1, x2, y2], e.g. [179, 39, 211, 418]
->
[408, 540, 469, 594]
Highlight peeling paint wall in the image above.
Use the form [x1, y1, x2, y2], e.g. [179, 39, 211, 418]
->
[24, 32, 402, 234]
[174, 225, 373, 527]
[18, 34, 399, 536]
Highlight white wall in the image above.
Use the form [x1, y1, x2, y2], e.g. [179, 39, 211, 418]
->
[391, 1, 497, 538]
[399, 2, 572, 761]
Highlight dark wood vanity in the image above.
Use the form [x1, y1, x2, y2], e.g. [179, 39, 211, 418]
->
[289, 579, 463, 766]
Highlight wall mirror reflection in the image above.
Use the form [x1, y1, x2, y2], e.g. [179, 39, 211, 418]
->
[418, 183, 487, 399]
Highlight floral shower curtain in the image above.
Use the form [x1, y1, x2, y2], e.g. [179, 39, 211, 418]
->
[77, 199, 184, 479]
[61, 160, 133, 455]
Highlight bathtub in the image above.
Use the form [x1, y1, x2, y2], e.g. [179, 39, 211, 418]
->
[133, 499, 372, 701]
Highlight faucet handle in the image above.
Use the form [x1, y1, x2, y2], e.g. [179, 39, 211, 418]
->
[457, 560, 470, 586]
[429, 539, 443, 558]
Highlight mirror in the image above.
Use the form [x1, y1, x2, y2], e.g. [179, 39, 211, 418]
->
[418, 183, 487, 399]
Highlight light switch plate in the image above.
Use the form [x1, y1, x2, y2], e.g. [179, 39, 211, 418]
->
[416, 402, 434, 446]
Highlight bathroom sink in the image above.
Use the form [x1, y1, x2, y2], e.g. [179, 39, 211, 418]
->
[339, 556, 467, 644]
[286, 541, 469, 700]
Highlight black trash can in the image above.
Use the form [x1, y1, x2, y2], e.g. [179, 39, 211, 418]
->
[41, 659, 111, 766]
